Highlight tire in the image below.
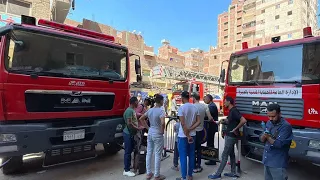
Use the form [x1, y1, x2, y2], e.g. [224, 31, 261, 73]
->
[103, 142, 122, 155]
[2, 156, 23, 175]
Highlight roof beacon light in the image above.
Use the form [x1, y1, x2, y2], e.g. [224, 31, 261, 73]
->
[38, 19, 115, 42]
[303, 27, 313, 38]
[242, 42, 248, 49]
[271, 36, 280, 43]
[21, 15, 36, 25]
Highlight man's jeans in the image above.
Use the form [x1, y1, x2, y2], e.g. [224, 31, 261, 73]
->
[146, 134, 164, 177]
[123, 132, 135, 172]
[173, 141, 179, 167]
[216, 136, 238, 175]
[178, 136, 196, 179]
[195, 130, 203, 168]
[264, 166, 288, 180]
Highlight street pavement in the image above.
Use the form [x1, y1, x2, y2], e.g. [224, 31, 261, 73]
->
[0, 141, 319, 180]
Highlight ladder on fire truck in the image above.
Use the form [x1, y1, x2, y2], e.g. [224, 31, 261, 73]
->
[151, 65, 225, 86]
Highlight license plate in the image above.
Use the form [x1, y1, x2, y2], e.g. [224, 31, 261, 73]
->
[63, 129, 85, 141]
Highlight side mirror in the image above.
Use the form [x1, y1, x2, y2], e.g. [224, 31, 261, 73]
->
[136, 74, 142, 83]
[135, 59, 141, 75]
[220, 69, 226, 83]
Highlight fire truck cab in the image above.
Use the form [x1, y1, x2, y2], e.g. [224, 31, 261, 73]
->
[171, 80, 223, 112]
[222, 27, 320, 166]
[0, 16, 141, 174]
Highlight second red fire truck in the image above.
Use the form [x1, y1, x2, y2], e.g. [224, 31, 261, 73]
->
[222, 27, 320, 166]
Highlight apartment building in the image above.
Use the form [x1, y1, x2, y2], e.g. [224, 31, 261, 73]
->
[180, 48, 205, 72]
[0, 0, 71, 27]
[209, 0, 318, 77]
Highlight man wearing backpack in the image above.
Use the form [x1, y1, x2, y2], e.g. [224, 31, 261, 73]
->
[123, 97, 144, 177]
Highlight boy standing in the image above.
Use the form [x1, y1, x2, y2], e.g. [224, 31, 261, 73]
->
[172, 119, 180, 171]
[123, 97, 143, 177]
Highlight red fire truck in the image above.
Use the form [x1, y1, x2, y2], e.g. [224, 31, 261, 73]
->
[221, 27, 320, 165]
[0, 16, 142, 174]
[171, 80, 223, 112]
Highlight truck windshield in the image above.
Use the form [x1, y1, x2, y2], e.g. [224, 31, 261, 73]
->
[228, 44, 320, 85]
[5, 30, 127, 81]
[172, 83, 189, 92]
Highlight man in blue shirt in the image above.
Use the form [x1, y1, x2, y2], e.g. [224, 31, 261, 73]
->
[260, 104, 293, 180]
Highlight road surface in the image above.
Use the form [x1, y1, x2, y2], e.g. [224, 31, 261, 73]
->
[0, 144, 319, 180]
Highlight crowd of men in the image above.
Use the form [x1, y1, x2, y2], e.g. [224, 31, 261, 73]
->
[122, 91, 293, 180]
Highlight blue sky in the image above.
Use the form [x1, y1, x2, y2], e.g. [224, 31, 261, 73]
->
[67, 0, 319, 53]
[67, 0, 231, 53]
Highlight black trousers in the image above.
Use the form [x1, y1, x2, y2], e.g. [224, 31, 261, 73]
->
[206, 121, 218, 148]
[195, 130, 203, 168]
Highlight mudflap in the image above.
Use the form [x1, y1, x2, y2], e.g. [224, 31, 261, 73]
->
[201, 146, 219, 162]
[43, 144, 97, 167]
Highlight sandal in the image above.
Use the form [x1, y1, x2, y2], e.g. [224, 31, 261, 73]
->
[146, 173, 154, 180]
[171, 166, 179, 171]
[154, 174, 166, 180]
[193, 168, 200, 173]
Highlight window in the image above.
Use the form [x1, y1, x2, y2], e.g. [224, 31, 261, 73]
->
[229, 45, 303, 83]
[261, 19, 265, 24]
[275, 15, 280, 19]
[288, 34, 292, 38]
[214, 55, 217, 59]
[224, 29, 228, 31]
[0, 0, 31, 16]
[288, 0, 293, 5]
[224, 43, 228, 46]
[261, 9, 265, 13]
[224, 22, 228, 25]
[6, 30, 128, 81]
[237, 17, 242, 20]
[275, 25, 279, 30]
[237, 32, 241, 35]
[237, 40, 241, 42]
[224, 36, 228, 39]
[287, 11, 292, 15]
[289, 22, 293, 26]
[276, 4, 280, 9]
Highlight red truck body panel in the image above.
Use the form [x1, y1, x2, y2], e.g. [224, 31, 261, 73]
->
[223, 34, 320, 129]
[0, 22, 130, 122]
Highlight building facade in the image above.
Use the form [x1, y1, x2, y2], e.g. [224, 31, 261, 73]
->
[0, 0, 71, 27]
[210, 0, 318, 77]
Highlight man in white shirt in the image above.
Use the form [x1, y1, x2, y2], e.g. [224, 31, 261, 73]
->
[176, 91, 200, 180]
[191, 92, 207, 173]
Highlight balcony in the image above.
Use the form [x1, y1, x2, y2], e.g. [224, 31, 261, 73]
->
[144, 50, 155, 57]
[51, 0, 72, 23]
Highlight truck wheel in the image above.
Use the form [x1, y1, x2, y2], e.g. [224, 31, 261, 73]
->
[2, 156, 23, 175]
[103, 142, 122, 155]
[241, 142, 250, 157]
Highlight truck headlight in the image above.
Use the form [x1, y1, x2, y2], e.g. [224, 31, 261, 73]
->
[0, 134, 17, 143]
[309, 140, 320, 150]
[116, 124, 123, 131]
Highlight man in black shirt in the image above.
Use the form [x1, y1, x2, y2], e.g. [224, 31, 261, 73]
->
[208, 96, 247, 179]
[204, 94, 219, 166]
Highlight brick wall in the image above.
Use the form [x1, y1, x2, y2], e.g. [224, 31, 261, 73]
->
[29, 0, 51, 20]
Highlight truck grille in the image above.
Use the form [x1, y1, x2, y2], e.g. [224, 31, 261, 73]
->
[50, 145, 93, 156]
[235, 97, 304, 120]
[25, 90, 115, 112]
